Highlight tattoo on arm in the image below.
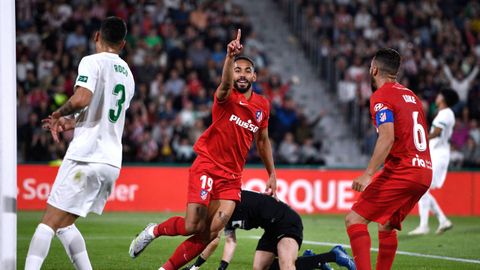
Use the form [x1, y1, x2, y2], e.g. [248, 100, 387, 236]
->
[57, 100, 80, 117]
[217, 211, 231, 224]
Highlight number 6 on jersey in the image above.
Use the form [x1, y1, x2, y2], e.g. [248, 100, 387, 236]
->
[412, 111, 427, 152]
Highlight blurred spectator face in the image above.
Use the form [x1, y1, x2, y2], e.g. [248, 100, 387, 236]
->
[284, 97, 295, 110]
[233, 59, 256, 93]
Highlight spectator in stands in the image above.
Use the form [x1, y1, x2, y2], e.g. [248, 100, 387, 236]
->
[278, 132, 299, 164]
[462, 136, 480, 168]
[15, 1, 305, 166]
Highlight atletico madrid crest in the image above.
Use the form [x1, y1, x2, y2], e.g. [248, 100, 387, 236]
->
[200, 189, 208, 200]
[256, 110, 263, 123]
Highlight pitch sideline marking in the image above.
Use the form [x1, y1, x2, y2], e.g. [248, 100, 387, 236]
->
[245, 236, 480, 264]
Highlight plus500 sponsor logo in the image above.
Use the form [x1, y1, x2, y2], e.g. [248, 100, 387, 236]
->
[244, 178, 357, 213]
[229, 114, 259, 133]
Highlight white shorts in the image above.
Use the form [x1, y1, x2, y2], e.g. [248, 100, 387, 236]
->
[47, 159, 120, 217]
[430, 155, 449, 189]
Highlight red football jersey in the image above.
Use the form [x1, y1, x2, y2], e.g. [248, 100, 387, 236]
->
[194, 89, 270, 175]
[369, 82, 432, 186]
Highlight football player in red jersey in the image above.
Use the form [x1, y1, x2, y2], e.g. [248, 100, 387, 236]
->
[129, 29, 277, 270]
[345, 48, 432, 270]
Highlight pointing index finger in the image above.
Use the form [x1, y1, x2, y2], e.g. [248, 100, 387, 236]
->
[236, 29, 241, 42]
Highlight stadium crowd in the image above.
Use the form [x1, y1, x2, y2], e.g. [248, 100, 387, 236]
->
[16, 0, 325, 165]
[16, 0, 480, 168]
[287, 0, 480, 167]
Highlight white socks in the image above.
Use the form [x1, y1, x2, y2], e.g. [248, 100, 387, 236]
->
[418, 191, 448, 228]
[56, 224, 92, 270]
[25, 223, 55, 270]
[25, 223, 92, 270]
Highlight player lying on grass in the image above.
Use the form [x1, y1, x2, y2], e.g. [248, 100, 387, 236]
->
[184, 190, 356, 270]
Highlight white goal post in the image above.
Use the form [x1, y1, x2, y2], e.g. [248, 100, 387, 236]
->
[0, 0, 17, 269]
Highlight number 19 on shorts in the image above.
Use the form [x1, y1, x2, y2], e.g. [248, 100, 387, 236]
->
[200, 175, 213, 191]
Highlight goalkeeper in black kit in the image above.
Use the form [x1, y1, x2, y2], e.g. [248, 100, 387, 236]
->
[184, 190, 356, 270]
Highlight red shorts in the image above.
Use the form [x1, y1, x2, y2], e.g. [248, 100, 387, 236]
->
[352, 177, 429, 230]
[187, 155, 242, 206]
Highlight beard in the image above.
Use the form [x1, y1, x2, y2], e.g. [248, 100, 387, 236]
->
[234, 79, 252, 93]
[370, 76, 378, 92]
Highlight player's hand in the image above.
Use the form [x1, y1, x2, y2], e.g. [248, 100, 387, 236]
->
[352, 173, 371, 192]
[264, 174, 277, 199]
[226, 29, 243, 58]
[42, 112, 70, 143]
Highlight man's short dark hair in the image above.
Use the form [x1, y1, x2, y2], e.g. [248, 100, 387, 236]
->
[374, 48, 401, 76]
[440, 88, 459, 108]
[234, 55, 255, 69]
[100, 16, 127, 45]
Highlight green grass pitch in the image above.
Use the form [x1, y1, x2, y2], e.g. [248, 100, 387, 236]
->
[18, 212, 480, 269]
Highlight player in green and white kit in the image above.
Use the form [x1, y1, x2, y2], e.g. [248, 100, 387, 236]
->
[25, 17, 134, 270]
[409, 89, 458, 235]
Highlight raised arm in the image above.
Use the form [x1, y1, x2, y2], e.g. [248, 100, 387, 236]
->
[465, 65, 479, 85]
[217, 29, 243, 101]
[255, 127, 277, 198]
[442, 64, 456, 84]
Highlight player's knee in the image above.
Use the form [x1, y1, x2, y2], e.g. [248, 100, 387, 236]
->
[184, 220, 205, 234]
[278, 258, 295, 270]
[345, 211, 367, 227]
[253, 262, 269, 270]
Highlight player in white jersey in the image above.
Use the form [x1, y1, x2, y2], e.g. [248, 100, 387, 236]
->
[25, 17, 134, 270]
[409, 89, 459, 236]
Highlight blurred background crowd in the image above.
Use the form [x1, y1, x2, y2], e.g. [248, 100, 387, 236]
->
[16, 0, 480, 168]
[281, 0, 480, 167]
[16, 0, 324, 166]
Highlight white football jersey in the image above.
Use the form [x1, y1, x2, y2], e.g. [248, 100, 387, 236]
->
[429, 108, 455, 154]
[64, 52, 135, 168]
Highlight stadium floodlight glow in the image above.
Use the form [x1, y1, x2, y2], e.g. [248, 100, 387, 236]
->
[0, 1, 17, 269]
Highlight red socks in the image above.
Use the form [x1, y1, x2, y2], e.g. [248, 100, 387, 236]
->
[161, 235, 207, 270]
[347, 224, 371, 270]
[154, 216, 188, 237]
[376, 230, 397, 270]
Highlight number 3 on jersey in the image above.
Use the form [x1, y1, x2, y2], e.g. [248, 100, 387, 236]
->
[109, 84, 126, 123]
[412, 111, 427, 152]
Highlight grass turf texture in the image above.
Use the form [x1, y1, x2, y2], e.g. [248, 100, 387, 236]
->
[18, 212, 480, 269]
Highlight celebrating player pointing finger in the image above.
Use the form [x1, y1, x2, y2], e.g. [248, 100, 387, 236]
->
[129, 29, 277, 270]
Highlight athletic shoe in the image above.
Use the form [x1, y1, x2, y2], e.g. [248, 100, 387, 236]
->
[129, 223, 157, 258]
[303, 249, 315, 257]
[181, 266, 200, 270]
[408, 226, 430, 235]
[436, 219, 453, 235]
[320, 262, 333, 270]
[331, 245, 356, 270]
[302, 249, 332, 270]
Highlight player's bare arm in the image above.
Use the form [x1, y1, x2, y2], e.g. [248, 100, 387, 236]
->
[54, 86, 93, 117]
[217, 29, 243, 101]
[352, 122, 394, 192]
[255, 128, 277, 197]
[46, 86, 93, 142]
[428, 126, 442, 139]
